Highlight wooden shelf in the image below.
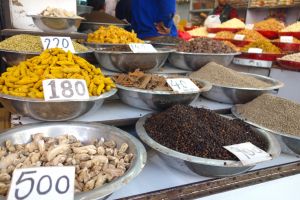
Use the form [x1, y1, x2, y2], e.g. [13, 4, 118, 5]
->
[248, 4, 300, 9]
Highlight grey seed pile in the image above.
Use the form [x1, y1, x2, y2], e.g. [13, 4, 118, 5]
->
[236, 94, 300, 136]
[190, 62, 273, 88]
[0, 34, 88, 53]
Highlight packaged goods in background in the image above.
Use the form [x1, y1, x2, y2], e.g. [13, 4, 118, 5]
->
[177, 38, 236, 53]
[0, 133, 134, 195]
[235, 94, 300, 136]
[0, 34, 88, 53]
[0, 48, 115, 98]
[144, 104, 268, 160]
[189, 62, 273, 88]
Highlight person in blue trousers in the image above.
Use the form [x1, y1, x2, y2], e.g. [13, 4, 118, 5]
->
[131, 0, 177, 39]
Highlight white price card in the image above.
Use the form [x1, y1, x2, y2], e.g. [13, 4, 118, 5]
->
[280, 36, 293, 43]
[248, 48, 263, 53]
[224, 142, 272, 166]
[43, 79, 89, 101]
[207, 33, 216, 38]
[245, 24, 254, 30]
[129, 43, 157, 53]
[234, 34, 245, 41]
[7, 166, 75, 200]
[166, 78, 200, 93]
[41, 37, 75, 53]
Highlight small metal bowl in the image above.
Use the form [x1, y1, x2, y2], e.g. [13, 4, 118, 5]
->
[94, 48, 174, 72]
[116, 79, 212, 111]
[136, 114, 281, 177]
[79, 22, 130, 33]
[168, 51, 240, 71]
[197, 73, 284, 104]
[0, 49, 94, 66]
[0, 89, 117, 121]
[28, 15, 84, 33]
[0, 122, 146, 200]
[232, 106, 300, 155]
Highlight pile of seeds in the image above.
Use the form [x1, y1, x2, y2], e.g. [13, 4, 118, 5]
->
[150, 36, 183, 44]
[144, 105, 268, 160]
[190, 62, 273, 88]
[0, 34, 88, 53]
[104, 45, 132, 52]
[177, 38, 236, 53]
[235, 94, 300, 136]
[279, 52, 300, 62]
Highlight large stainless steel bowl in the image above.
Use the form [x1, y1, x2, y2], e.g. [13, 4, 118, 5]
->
[136, 114, 281, 177]
[0, 122, 146, 200]
[79, 22, 130, 33]
[0, 49, 94, 66]
[116, 79, 212, 111]
[28, 15, 83, 33]
[0, 89, 117, 121]
[168, 52, 240, 71]
[198, 73, 284, 104]
[232, 106, 300, 155]
[94, 48, 174, 72]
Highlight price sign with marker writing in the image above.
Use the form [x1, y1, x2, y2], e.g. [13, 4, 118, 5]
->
[167, 78, 200, 93]
[41, 37, 75, 53]
[224, 142, 272, 165]
[129, 43, 157, 53]
[7, 167, 75, 200]
[245, 24, 254, 30]
[234, 34, 245, 41]
[43, 79, 89, 101]
[248, 48, 263, 53]
[280, 36, 293, 43]
[207, 33, 216, 38]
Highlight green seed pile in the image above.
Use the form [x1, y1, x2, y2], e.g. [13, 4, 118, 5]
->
[0, 34, 88, 53]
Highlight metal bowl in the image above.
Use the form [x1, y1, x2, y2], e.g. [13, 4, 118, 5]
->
[136, 114, 280, 177]
[232, 106, 300, 155]
[198, 72, 284, 104]
[28, 15, 83, 33]
[0, 49, 94, 66]
[116, 79, 212, 111]
[77, 5, 93, 15]
[94, 48, 174, 72]
[0, 89, 117, 121]
[168, 51, 240, 71]
[79, 22, 130, 33]
[0, 122, 146, 200]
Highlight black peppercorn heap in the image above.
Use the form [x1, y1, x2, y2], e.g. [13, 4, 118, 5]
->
[144, 105, 268, 160]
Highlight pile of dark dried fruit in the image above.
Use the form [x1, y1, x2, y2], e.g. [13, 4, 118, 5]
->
[177, 38, 236, 53]
[144, 105, 268, 160]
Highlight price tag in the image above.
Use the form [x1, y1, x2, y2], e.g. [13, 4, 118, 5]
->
[280, 36, 293, 43]
[43, 79, 89, 101]
[245, 24, 254, 30]
[129, 43, 157, 53]
[233, 58, 272, 68]
[234, 34, 245, 41]
[207, 33, 216, 38]
[166, 78, 200, 93]
[7, 166, 75, 200]
[41, 37, 75, 53]
[224, 142, 272, 165]
[248, 48, 263, 53]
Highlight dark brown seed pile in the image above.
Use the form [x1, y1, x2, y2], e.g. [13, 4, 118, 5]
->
[144, 105, 268, 160]
[105, 45, 132, 52]
[177, 38, 236, 53]
[151, 36, 183, 44]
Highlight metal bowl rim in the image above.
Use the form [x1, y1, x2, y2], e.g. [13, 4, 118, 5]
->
[0, 121, 146, 199]
[136, 113, 281, 167]
[28, 14, 84, 20]
[115, 78, 212, 95]
[80, 21, 130, 26]
[232, 105, 300, 140]
[0, 88, 117, 103]
[0, 48, 94, 55]
[94, 48, 175, 54]
[192, 72, 284, 91]
[171, 51, 241, 56]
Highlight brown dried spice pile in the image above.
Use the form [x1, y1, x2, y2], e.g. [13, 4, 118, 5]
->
[177, 38, 236, 53]
[236, 94, 300, 136]
[190, 62, 273, 88]
[144, 105, 268, 160]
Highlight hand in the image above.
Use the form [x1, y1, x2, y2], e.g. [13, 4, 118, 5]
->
[155, 22, 171, 35]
